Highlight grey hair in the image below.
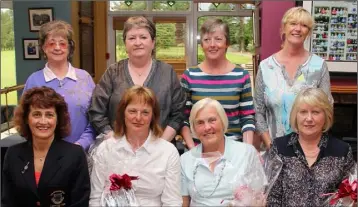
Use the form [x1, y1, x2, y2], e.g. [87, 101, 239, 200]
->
[189, 98, 228, 138]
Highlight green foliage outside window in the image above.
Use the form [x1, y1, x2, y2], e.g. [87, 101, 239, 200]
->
[1, 9, 14, 50]
[153, 1, 190, 11]
[110, 1, 147, 11]
[1, 9, 17, 104]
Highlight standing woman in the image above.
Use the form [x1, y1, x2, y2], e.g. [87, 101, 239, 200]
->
[180, 18, 255, 149]
[254, 7, 333, 149]
[88, 16, 185, 141]
[2, 87, 90, 206]
[23, 20, 95, 151]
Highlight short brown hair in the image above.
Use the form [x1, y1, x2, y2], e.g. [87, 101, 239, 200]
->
[123, 16, 156, 42]
[290, 87, 333, 133]
[39, 20, 75, 61]
[114, 86, 163, 138]
[123, 16, 156, 56]
[14, 86, 71, 140]
[200, 18, 230, 46]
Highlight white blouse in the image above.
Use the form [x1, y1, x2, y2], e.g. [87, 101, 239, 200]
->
[89, 132, 182, 206]
[181, 138, 267, 206]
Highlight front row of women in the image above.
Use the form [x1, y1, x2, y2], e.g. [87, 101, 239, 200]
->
[2, 85, 354, 206]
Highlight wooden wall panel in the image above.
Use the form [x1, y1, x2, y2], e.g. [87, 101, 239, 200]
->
[71, 2, 80, 68]
[93, 2, 108, 83]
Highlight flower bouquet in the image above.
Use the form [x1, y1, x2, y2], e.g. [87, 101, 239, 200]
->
[322, 164, 357, 207]
[262, 148, 284, 196]
[101, 173, 140, 207]
[227, 158, 266, 206]
[228, 149, 283, 206]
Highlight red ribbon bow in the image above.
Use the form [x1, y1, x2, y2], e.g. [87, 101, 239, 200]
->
[330, 179, 357, 205]
[109, 174, 139, 191]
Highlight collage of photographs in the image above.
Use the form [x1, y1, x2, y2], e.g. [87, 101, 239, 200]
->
[311, 4, 357, 61]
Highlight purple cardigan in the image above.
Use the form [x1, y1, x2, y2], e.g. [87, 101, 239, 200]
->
[23, 67, 95, 150]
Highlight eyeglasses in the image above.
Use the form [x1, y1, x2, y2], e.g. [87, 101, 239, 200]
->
[45, 41, 68, 49]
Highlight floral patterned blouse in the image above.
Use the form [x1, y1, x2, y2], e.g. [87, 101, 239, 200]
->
[254, 54, 333, 139]
[267, 133, 355, 207]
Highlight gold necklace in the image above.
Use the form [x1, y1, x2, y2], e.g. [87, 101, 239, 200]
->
[302, 148, 320, 158]
[128, 61, 152, 77]
[34, 151, 48, 162]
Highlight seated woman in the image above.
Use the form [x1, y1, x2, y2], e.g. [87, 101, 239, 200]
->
[267, 88, 355, 206]
[180, 98, 265, 206]
[89, 86, 181, 206]
[2, 86, 90, 206]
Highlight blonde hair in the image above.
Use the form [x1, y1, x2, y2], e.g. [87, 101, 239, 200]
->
[189, 98, 228, 138]
[280, 7, 314, 42]
[114, 86, 163, 138]
[290, 88, 333, 133]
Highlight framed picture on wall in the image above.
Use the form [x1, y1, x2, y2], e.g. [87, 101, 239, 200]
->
[23, 38, 40, 60]
[28, 7, 54, 32]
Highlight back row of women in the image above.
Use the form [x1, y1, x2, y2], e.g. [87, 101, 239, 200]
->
[2, 6, 354, 207]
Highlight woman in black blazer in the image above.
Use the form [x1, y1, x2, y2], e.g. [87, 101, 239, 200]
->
[2, 86, 90, 207]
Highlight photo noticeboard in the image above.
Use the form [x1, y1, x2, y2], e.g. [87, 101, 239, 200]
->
[303, 1, 357, 73]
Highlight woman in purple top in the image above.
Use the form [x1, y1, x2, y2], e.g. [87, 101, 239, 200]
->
[23, 20, 95, 151]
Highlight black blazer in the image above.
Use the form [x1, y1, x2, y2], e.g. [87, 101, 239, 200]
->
[1, 139, 90, 207]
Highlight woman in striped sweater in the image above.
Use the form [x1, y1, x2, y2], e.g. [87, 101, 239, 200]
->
[180, 18, 255, 150]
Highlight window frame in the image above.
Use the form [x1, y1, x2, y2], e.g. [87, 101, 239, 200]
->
[107, 1, 256, 67]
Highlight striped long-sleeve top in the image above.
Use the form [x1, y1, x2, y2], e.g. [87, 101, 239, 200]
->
[180, 66, 255, 140]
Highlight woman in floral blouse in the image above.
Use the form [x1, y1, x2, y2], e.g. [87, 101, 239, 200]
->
[267, 88, 354, 206]
[254, 7, 333, 149]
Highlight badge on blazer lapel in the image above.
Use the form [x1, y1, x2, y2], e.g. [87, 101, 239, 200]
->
[50, 190, 65, 206]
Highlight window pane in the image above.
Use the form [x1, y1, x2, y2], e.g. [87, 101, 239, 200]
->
[197, 16, 254, 66]
[155, 22, 186, 60]
[153, 1, 190, 11]
[198, 3, 236, 12]
[109, 1, 147, 11]
[1, 8, 17, 105]
[115, 30, 127, 61]
[240, 3, 256, 10]
[116, 23, 187, 61]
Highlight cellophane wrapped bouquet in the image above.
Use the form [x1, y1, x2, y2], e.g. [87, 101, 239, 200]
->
[87, 133, 106, 175]
[228, 148, 283, 206]
[322, 163, 357, 207]
[89, 135, 140, 207]
[101, 173, 139, 207]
